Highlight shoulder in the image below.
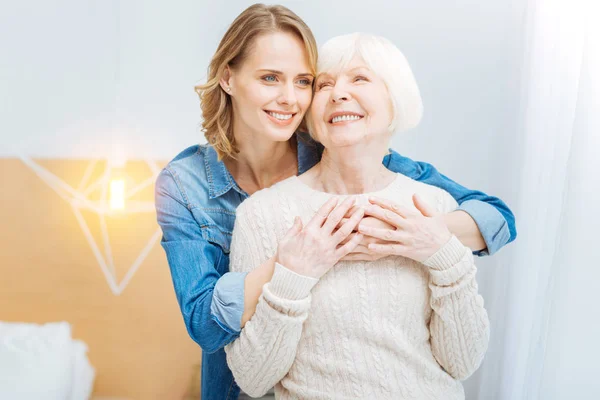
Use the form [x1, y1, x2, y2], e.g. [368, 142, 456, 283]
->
[155, 144, 213, 207]
[231, 179, 298, 262]
[162, 144, 207, 181]
[393, 173, 458, 213]
[236, 176, 297, 218]
[158, 144, 205, 184]
[384, 150, 424, 178]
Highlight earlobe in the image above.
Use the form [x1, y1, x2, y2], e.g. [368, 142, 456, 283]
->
[219, 65, 233, 94]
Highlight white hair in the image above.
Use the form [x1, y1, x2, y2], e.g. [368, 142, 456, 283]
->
[316, 33, 423, 133]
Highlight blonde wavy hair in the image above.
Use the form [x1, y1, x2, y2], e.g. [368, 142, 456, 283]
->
[194, 3, 318, 160]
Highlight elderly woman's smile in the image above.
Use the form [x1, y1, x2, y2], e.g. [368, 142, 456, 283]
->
[328, 111, 364, 124]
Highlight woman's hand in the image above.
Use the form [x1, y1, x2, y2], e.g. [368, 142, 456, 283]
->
[337, 215, 393, 261]
[348, 194, 452, 263]
[276, 197, 365, 279]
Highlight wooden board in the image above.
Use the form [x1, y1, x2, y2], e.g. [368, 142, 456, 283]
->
[0, 158, 202, 400]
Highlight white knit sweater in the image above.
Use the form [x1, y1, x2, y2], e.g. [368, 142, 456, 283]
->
[225, 173, 490, 399]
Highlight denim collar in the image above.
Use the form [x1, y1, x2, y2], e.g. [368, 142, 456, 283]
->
[202, 144, 238, 199]
[203, 132, 322, 200]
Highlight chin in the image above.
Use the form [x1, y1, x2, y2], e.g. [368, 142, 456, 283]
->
[264, 126, 297, 142]
[324, 130, 365, 148]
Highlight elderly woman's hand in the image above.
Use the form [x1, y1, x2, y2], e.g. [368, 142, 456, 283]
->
[339, 216, 395, 261]
[345, 194, 452, 263]
[276, 197, 365, 279]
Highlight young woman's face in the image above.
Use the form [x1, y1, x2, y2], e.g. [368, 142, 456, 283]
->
[309, 56, 393, 149]
[226, 32, 314, 143]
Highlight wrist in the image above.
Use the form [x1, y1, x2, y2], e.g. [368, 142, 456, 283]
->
[423, 228, 452, 262]
[268, 262, 319, 300]
[276, 254, 307, 278]
[424, 235, 467, 270]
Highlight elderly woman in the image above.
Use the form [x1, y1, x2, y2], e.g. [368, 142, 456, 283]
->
[225, 33, 490, 400]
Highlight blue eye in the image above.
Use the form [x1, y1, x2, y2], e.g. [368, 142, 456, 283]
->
[263, 75, 277, 82]
[297, 78, 312, 86]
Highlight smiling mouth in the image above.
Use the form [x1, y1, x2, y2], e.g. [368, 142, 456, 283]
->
[265, 110, 296, 121]
[329, 114, 364, 124]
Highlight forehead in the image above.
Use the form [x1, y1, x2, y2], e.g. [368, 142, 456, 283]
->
[242, 32, 311, 73]
[317, 55, 371, 78]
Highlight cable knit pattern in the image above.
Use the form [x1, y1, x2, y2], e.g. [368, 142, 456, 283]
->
[225, 173, 490, 399]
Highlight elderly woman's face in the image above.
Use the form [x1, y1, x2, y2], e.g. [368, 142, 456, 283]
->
[309, 56, 393, 148]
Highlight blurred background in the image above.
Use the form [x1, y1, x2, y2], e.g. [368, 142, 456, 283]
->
[1, 0, 598, 399]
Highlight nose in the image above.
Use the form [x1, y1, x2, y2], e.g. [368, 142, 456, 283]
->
[330, 83, 351, 104]
[277, 82, 298, 107]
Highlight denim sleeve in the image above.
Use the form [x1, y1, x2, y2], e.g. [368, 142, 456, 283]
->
[155, 169, 242, 353]
[383, 149, 517, 256]
[211, 270, 248, 332]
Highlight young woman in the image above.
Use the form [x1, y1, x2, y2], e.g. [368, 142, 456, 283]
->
[154, 4, 515, 400]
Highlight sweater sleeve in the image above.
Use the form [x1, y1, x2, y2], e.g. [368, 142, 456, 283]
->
[225, 199, 319, 398]
[425, 235, 490, 380]
[425, 192, 490, 380]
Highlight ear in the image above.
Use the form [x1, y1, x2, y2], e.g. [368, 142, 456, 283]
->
[219, 65, 233, 95]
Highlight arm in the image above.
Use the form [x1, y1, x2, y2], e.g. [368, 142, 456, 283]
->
[383, 149, 516, 255]
[226, 264, 317, 397]
[425, 235, 490, 380]
[211, 255, 276, 331]
[441, 210, 486, 252]
[225, 204, 318, 397]
[155, 169, 243, 353]
[241, 256, 276, 328]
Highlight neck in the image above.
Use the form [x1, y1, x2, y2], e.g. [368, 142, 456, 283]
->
[224, 131, 297, 193]
[307, 137, 394, 195]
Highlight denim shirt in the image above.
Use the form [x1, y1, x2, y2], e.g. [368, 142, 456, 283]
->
[155, 133, 516, 400]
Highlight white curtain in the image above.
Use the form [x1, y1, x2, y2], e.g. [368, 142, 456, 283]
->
[472, 1, 600, 399]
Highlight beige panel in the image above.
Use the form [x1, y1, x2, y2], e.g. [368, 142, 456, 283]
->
[0, 158, 202, 400]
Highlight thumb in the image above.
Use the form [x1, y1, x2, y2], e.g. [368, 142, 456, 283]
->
[413, 193, 437, 217]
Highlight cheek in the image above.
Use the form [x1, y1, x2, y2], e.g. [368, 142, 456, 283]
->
[309, 97, 327, 123]
[298, 89, 313, 111]
[255, 86, 278, 105]
[243, 84, 277, 109]
[237, 86, 259, 109]
[306, 98, 325, 138]
[385, 98, 394, 123]
[368, 96, 393, 125]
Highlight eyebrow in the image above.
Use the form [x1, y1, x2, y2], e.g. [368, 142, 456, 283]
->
[347, 66, 371, 73]
[258, 69, 314, 77]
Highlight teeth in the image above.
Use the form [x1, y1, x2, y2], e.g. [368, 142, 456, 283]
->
[331, 115, 362, 123]
[267, 111, 293, 120]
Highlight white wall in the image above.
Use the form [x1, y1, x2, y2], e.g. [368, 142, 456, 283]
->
[1, 1, 525, 174]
